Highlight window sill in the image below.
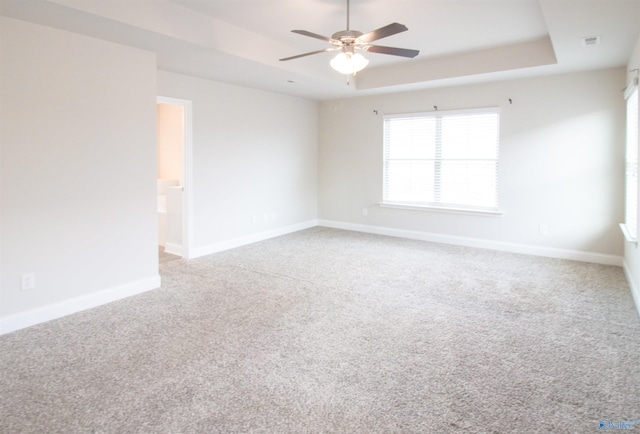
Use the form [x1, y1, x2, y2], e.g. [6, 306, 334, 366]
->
[619, 223, 638, 244]
[379, 202, 504, 217]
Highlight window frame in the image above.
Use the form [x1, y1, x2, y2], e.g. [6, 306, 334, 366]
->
[382, 107, 502, 216]
[621, 84, 639, 243]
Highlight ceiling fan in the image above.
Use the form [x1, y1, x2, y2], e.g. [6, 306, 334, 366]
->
[279, 0, 419, 75]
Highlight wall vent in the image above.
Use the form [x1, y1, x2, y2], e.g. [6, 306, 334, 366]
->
[582, 36, 601, 46]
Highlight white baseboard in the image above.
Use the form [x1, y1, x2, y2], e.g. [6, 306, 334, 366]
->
[622, 259, 640, 317]
[191, 219, 319, 259]
[2, 219, 627, 335]
[0, 275, 161, 335]
[317, 220, 623, 267]
[164, 242, 182, 256]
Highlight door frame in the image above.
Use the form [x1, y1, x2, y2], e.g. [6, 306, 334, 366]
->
[157, 96, 193, 259]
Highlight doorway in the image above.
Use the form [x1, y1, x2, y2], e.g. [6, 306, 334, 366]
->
[156, 96, 192, 259]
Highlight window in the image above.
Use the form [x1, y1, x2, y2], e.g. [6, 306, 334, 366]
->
[623, 84, 639, 241]
[383, 108, 500, 212]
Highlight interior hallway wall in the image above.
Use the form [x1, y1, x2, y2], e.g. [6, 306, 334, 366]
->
[0, 17, 158, 328]
[157, 71, 318, 256]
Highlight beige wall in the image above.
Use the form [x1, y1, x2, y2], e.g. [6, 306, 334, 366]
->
[319, 68, 625, 259]
[157, 71, 319, 255]
[0, 17, 158, 328]
[157, 103, 184, 185]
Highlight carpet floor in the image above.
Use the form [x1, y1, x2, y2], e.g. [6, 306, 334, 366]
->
[1, 227, 639, 433]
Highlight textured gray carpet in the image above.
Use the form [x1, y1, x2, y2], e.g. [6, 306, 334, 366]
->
[1, 227, 639, 433]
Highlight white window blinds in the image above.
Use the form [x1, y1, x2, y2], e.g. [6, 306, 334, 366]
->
[624, 85, 639, 240]
[383, 108, 500, 211]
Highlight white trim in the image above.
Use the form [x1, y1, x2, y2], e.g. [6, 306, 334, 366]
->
[164, 242, 183, 256]
[2, 221, 630, 334]
[619, 223, 638, 244]
[317, 220, 623, 266]
[191, 220, 319, 259]
[379, 202, 504, 217]
[157, 96, 193, 259]
[383, 107, 500, 211]
[0, 275, 161, 335]
[624, 81, 638, 101]
[384, 106, 501, 119]
[622, 259, 640, 318]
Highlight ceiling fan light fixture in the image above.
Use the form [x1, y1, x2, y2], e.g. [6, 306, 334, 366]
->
[330, 51, 369, 74]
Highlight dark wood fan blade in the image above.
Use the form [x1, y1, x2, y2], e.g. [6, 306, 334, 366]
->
[358, 23, 408, 43]
[279, 47, 339, 61]
[291, 30, 339, 44]
[364, 45, 419, 58]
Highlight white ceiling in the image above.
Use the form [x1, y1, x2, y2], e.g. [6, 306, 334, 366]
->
[2, 0, 640, 100]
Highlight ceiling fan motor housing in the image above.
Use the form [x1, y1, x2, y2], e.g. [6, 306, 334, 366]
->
[332, 30, 364, 44]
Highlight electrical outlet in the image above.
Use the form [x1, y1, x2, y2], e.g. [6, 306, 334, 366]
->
[539, 224, 548, 236]
[21, 273, 35, 290]
[362, 208, 368, 217]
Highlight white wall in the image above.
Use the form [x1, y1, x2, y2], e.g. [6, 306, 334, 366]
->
[0, 18, 159, 332]
[157, 71, 318, 256]
[623, 34, 640, 314]
[319, 68, 625, 262]
[0, 16, 629, 331]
